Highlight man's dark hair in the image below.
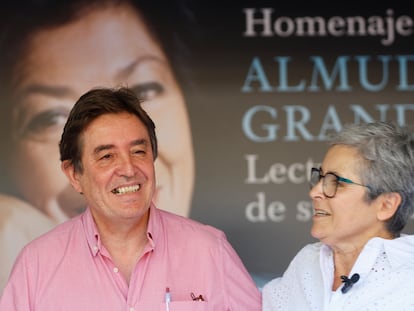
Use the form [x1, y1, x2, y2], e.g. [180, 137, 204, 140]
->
[59, 87, 158, 173]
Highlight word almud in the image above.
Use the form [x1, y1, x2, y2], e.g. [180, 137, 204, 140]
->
[241, 55, 414, 93]
[243, 8, 413, 46]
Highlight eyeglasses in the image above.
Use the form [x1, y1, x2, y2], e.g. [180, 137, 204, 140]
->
[310, 167, 370, 198]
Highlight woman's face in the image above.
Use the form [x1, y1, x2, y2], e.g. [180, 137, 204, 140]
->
[9, 4, 194, 222]
[309, 145, 387, 250]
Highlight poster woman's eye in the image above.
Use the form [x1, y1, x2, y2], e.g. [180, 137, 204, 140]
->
[133, 82, 164, 101]
[17, 109, 68, 142]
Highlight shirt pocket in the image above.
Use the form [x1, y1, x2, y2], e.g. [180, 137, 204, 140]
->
[160, 301, 208, 310]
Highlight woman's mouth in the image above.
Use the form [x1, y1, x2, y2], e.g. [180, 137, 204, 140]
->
[313, 209, 331, 216]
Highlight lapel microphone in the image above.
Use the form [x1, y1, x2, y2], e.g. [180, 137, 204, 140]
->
[340, 273, 360, 294]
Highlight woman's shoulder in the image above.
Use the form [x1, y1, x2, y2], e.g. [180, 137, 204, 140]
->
[262, 241, 322, 290]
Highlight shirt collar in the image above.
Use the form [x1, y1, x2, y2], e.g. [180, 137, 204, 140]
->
[81, 204, 160, 257]
[81, 208, 101, 256]
[145, 203, 159, 249]
[358, 236, 414, 271]
[381, 235, 414, 268]
[320, 235, 414, 274]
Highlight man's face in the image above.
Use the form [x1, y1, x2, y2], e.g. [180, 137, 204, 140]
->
[63, 112, 156, 226]
[9, 4, 194, 221]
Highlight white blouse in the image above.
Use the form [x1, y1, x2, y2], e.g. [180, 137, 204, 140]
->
[262, 235, 414, 311]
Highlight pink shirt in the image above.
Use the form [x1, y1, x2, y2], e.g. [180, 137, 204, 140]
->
[0, 205, 261, 310]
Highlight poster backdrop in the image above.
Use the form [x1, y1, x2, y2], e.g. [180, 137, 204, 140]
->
[0, 0, 413, 291]
[188, 1, 414, 286]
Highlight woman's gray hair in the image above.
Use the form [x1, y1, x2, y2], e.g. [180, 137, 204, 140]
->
[330, 121, 414, 236]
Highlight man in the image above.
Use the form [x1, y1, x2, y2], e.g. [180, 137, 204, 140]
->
[0, 87, 261, 310]
[0, 0, 196, 290]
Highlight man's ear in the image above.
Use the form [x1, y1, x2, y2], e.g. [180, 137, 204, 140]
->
[377, 192, 402, 221]
[61, 160, 83, 194]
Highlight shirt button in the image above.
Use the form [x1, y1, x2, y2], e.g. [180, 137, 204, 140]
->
[129, 307, 135, 311]
[93, 246, 98, 252]
[113, 267, 119, 273]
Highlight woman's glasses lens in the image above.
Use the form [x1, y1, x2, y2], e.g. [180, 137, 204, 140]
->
[310, 168, 338, 198]
[310, 168, 321, 187]
[323, 173, 337, 197]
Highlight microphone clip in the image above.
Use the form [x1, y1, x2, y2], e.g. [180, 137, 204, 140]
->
[340, 273, 360, 294]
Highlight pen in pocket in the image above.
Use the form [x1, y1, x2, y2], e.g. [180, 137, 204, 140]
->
[165, 287, 171, 311]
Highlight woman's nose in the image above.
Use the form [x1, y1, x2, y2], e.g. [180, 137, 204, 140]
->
[309, 178, 324, 199]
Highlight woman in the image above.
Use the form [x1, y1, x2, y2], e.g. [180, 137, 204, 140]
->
[263, 121, 414, 310]
[0, 0, 196, 291]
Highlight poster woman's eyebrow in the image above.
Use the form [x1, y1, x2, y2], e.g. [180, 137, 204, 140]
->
[15, 84, 74, 102]
[116, 55, 167, 77]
